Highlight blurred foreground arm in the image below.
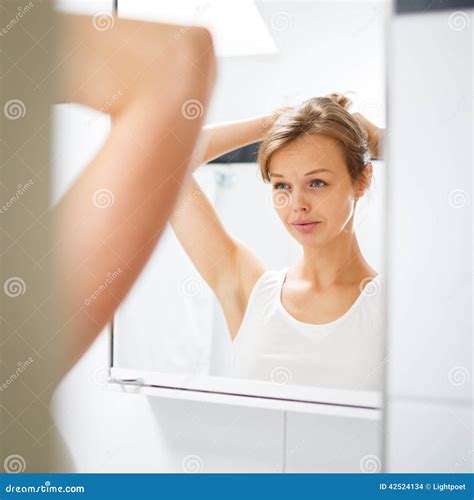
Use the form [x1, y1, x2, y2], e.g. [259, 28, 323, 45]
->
[53, 13, 216, 382]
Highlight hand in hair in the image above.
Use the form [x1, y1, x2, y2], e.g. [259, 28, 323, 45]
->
[352, 112, 384, 160]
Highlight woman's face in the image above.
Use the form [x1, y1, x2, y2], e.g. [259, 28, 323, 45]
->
[268, 133, 369, 248]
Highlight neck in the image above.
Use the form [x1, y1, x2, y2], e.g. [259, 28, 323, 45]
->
[294, 218, 374, 288]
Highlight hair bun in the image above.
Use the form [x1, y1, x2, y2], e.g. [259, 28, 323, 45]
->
[325, 92, 352, 110]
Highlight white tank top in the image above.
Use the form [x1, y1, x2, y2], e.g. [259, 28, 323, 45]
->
[230, 267, 385, 391]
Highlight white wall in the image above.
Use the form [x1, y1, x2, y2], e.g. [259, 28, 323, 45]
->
[119, 0, 386, 125]
[50, 0, 383, 472]
[384, 7, 473, 473]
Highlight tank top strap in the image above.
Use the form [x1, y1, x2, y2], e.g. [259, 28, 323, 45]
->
[249, 267, 288, 303]
[234, 267, 289, 340]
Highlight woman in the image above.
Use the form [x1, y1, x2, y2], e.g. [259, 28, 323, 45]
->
[171, 93, 385, 391]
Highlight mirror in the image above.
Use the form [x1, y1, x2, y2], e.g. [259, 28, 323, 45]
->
[112, 0, 387, 407]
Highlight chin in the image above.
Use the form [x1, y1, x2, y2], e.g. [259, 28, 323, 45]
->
[300, 238, 325, 249]
[289, 229, 324, 247]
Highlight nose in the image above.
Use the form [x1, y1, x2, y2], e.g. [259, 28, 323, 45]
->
[291, 188, 311, 212]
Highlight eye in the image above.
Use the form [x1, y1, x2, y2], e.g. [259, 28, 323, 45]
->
[273, 182, 289, 190]
[310, 179, 327, 188]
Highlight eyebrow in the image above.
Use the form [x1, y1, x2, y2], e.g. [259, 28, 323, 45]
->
[269, 168, 333, 178]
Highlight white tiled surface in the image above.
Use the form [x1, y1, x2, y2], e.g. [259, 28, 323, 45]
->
[143, 397, 284, 473]
[384, 7, 473, 474]
[285, 411, 382, 473]
[386, 9, 473, 403]
[385, 397, 473, 473]
[52, 330, 285, 472]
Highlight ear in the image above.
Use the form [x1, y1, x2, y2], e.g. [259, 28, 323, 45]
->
[355, 162, 373, 200]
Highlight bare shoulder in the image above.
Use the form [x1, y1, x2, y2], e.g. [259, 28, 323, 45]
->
[213, 238, 267, 340]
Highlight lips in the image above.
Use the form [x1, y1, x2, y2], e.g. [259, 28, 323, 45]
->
[291, 221, 321, 233]
[291, 220, 318, 225]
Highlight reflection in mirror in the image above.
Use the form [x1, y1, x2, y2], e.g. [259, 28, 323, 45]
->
[113, 0, 387, 400]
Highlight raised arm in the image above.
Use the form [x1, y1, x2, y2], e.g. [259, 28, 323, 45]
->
[169, 111, 285, 337]
[198, 113, 275, 163]
[53, 13, 216, 382]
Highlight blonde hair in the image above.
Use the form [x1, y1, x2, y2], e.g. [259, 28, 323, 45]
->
[258, 93, 370, 187]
